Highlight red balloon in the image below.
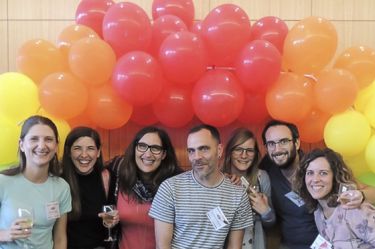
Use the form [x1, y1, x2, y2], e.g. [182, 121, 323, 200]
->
[152, 84, 194, 127]
[39, 72, 88, 119]
[190, 20, 203, 36]
[202, 4, 251, 66]
[159, 31, 208, 85]
[235, 40, 281, 93]
[251, 16, 288, 54]
[112, 51, 164, 106]
[296, 109, 331, 143]
[152, 0, 195, 28]
[192, 70, 245, 127]
[75, 0, 114, 38]
[130, 105, 159, 126]
[103, 2, 152, 57]
[149, 15, 188, 56]
[266, 72, 313, 123]
[88, 85, 133, 130]
[238, 93, 269, 125]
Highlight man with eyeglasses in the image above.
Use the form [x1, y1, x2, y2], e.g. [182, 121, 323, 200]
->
[149, 124, 253, 249]
[259, 119, 373, 249]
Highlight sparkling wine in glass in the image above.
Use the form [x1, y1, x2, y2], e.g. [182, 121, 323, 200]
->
[102, 205, 118, 241]
[338, 183, 357, 204]
[17, 207, 34, 249]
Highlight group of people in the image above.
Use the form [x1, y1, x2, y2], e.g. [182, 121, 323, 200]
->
[1, 115, 375, 249]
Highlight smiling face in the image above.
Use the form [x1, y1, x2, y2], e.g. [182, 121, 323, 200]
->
[305, 157, 334, 200]
[265, 125, 299, 169]
[230, 138, 256, 173]
[70, 136, 100, 174]
[20, 124, 58, 169]
[135, 132, 166, 173]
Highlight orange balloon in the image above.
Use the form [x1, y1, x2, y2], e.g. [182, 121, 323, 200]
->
[314, 69, 358, 114]
[17, 39, 64, 85]
[296, 109, 331, 143]
[88, 85, 133, 129]
[266, 72, 313, 123]
[334, 46, 375, 89]
[283, 16, 337, 74]
[39, 72, 88, 119]
[69, 37, 116, 86]
[57, 24, 99, 61]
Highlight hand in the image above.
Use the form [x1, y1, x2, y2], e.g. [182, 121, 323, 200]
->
[339, 190, 364, 209]
[0, 219, 32, 242]
[248, 187, 270, 215]
[224, 173, 241, 186]
[98, 211, 120, 227]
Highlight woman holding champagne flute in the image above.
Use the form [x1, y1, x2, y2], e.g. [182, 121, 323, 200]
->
[294, 148, 375, 248]
[0, 115, 72, 249]
[61, 126, 118, 249]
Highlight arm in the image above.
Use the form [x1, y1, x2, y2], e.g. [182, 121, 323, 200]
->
[154, 219, 173, 249]
[53, 214, 68, 249]
[359, 183, 375, 204]
[225, 229, 244, 249]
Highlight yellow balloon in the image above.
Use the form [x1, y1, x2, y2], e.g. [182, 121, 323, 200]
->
[37, 109, 71, 158]
[354, 80, 375, 112]
[0, 72, 40, 123]
[364, 97, 375, 129]
[365, 135, 375, 173]
[324, 110, 371, 156]
[344, 151, 370, 178]
[0, 115, 20, 165]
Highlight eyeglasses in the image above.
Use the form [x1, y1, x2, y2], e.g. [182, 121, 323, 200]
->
[232, 147, 256, 155]
[136, 142, 164, 155]
[265, 138, 293, 150]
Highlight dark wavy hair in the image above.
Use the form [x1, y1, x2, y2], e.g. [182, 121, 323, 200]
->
[293, 148, 356, 212]
[61, 126, 104, 220]
[223, 128, 260, 186]
[1, 115, 60, 176]
[118, 126, 182, 201]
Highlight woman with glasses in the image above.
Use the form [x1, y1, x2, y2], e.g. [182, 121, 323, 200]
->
[106, 126, 182, 249]
[223, 128, 275, 249]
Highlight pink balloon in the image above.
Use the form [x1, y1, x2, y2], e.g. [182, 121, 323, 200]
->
[159, 31, 208, 85]
[238, 93, 269, 125]
[112, 51, 164, 106]
[190, 20, 203, 36]
[251, 16, 288, 54]
[75, 0, 114, 38]
[152, 0, 195, 28]
[235, 40, 281, 93]
[130, 105, 159, 126]
[152, 84, 194, 127]
[149, 15, 188, 56]
[192, 70, 245, 127]
[202, 4, 251, 66]
[103, 2, 152, 57]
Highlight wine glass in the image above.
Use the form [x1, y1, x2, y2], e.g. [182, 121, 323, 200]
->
[338, 183, 357, 204]
[17, 207, 34, 249]
[102, 205, 118, 241]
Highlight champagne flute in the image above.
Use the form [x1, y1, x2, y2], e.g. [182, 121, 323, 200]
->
[102, 205, 118, 241]
[17, 207, 34, 249]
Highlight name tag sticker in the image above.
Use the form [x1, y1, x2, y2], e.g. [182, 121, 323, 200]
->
[46, 201, 60, 220]
[310, 234, 332, 249]
[207, 207, 229, 231]
[285, 191, 305, 207]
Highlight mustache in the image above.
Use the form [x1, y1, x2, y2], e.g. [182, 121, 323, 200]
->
[192, 158, 208, 166]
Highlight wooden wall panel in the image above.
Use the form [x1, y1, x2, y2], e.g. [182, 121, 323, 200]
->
[0, 0, 7, 19]
[313, 0, 375, 21]
[0, 21, 8, 73]
[8, 0, 79, 19]
[7, 20, 74, 72]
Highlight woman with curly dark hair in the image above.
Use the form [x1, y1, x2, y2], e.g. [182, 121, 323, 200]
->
[294, 148, 375, 248]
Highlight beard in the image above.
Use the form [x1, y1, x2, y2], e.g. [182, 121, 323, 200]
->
[268, 145, 297, 169]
